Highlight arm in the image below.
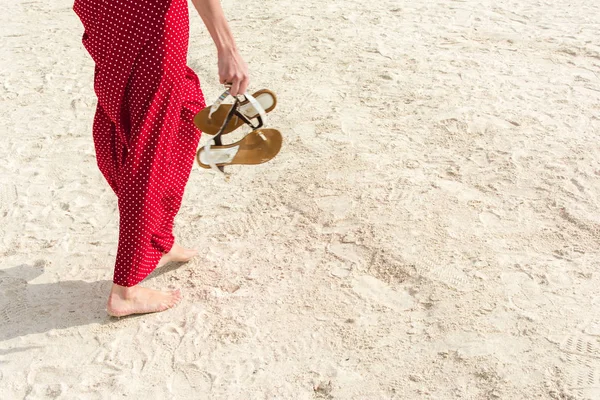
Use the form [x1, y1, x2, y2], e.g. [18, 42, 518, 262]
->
[191, 0, 249, 96]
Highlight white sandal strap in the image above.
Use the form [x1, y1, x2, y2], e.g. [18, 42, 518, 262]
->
[202, 141, 239, 174]
[243, 92, 268, 125]
[203, 140, 222, 174]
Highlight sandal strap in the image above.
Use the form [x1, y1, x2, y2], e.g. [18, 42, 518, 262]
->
[214, 98, 240, 142]
[205, 98, 240, 173]
[221, 92, 267, 130]
[234, 109, 264, 130]
[244, 92, 268, 125]
[208, 89, 231, 119]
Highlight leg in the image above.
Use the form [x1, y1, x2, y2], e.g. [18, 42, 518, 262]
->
[93, 95, 184, 316]
[152, 67, 206, 260]
[106, 70, 187, 315]
[154, 114, 204, 268]
[92, 74, 186, 316]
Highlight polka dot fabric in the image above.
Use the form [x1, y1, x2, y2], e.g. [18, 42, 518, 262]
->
[74, 0, 206, 286]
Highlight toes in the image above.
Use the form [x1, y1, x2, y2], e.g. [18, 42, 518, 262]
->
[170, 289, 182, 305]
[175, 290, 182, 302]
[158, 303, 170, 312]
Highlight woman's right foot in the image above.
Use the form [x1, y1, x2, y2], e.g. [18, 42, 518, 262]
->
[157, 243, 197, 268]
[107, 284, 181, 317]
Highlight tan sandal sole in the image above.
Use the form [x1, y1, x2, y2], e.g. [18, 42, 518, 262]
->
[193, 89, 277, 135]
[196, 129, 283, 169]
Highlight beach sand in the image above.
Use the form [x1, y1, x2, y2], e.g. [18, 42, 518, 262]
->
[1, 0, 600, 398]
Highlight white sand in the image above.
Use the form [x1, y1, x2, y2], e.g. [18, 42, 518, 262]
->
[2, 0, 600, 398]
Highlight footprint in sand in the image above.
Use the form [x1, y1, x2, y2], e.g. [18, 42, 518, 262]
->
[408, 254, 474, 293]
[547, 322, 600, 399]
[584, 319, 600, 337]
[327, 261, 351, 278]
[556, 351, 600, 400]
[351, 275, 414, 312]
[479, 211, 502, 227]
[25, 366, 75, 398]
[501, 271, 551, 311]
[172, 366, 213, 392]
[559, 335, 600, 359]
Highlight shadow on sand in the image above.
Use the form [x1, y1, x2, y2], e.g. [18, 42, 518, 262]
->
[0, 261, 186, 342]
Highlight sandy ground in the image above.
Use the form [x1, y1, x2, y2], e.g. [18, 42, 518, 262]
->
[1, 0, 600, 398]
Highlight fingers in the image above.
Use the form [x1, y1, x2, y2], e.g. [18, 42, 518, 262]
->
[219, 75, 235, 93]
[230, 72, 249, 96]
[228, 76, 240, 97]
[220, 71, 249, 96]
[239, 74, 249, 96]
[219, 72, 233, 88]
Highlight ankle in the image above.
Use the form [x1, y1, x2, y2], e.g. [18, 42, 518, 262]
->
[110, 283, 137, 300]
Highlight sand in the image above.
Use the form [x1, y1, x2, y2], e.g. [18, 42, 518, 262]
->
[1, 0, 600, 398]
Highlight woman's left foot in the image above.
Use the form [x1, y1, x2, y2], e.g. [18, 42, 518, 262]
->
[158, 243, 197, 268]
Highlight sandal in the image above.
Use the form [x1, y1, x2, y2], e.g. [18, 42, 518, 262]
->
[196, 128, 283, 171]
[193, 89, 277, 135]
[196, 94, 282, 173]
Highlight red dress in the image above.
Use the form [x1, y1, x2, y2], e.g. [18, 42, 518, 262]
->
[74, 0, 205, 286]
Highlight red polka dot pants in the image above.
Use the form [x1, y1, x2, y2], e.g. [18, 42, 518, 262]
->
[74, 0, 205, 286]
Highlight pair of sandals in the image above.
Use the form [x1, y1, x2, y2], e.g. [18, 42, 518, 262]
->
[194, 88, 282, 173]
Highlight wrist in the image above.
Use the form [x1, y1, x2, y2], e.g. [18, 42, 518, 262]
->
[217, 44, 238, 56]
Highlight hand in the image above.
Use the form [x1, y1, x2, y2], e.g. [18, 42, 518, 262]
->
[218, 48, 249, 96]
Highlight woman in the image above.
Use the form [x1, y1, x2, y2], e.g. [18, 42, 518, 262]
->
[73, 0, 248, 317]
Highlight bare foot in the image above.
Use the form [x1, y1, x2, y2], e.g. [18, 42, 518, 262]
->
[157, 243, 198, 268]
[106, 284, 181, 317]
